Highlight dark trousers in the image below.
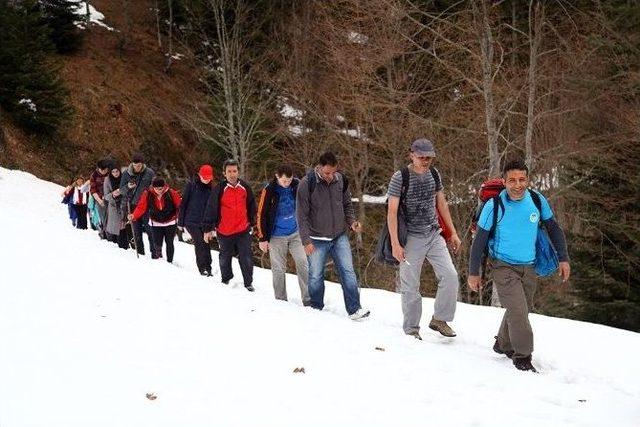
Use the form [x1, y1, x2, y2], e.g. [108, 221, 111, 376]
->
[186, 226, 212, 273]
[132, 215, 156, 256]
[73, 204, 88, 229]
[151, 225, 177, 262]
[106, 227, 131, 250]
[217, 231, 253, 285]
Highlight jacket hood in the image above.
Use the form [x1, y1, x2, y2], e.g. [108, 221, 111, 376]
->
[127, 163, 147, 175]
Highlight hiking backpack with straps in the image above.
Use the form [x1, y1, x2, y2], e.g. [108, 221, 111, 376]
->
[305, 169, 349, 197]
[374, 166, 451, 265]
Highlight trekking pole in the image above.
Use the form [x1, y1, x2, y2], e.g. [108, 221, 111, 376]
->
[127, 200, 139, 259]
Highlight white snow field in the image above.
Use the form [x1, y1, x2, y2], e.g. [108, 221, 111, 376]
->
[0, 167, 638, 427]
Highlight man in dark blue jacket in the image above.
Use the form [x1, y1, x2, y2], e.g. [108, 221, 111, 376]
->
[178, 165, 215, 276]
[256, 164, 310, 305]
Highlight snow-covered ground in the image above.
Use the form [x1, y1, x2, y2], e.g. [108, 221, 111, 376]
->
[0, 167, 638, 427]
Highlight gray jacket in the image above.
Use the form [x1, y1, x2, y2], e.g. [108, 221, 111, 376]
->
[119, 163, 155, 208]
[103, 174, 124, 236]
[296, 168, 356, 245]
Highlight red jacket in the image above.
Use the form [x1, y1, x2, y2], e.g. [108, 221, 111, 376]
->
[132, 186, 182, 225]
[218, 182, 250, 236]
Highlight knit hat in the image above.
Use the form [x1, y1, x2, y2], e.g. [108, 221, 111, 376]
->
[132, 153, 145, 163]
[199, 164, 214, 180]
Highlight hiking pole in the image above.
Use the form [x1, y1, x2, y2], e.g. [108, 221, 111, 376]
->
[127, 200, 139, 259]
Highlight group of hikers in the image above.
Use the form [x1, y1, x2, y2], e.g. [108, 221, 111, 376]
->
[61, 138, 571, 373]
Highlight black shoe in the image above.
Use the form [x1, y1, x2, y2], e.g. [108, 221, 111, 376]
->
[245, 284, 255, 292]
[493, 337, 514, 359]
[513, 355, 538, 373]
[221, 280, 229, 285]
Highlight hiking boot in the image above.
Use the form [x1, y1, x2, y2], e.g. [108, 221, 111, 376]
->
[348, 308, 370, 321]
[245, 284, 255, 292]
[513, 355, 538, 373]
[493, 337, 514, 359]
[428, 317, 456, 337]
[407, 331, 423, 341]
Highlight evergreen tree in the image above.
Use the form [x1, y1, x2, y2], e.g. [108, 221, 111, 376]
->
[0, 0, 72, 137]
[39, 0, 84, 54]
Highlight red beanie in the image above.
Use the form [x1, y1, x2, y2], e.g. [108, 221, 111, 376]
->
[199, 165, 214, 180]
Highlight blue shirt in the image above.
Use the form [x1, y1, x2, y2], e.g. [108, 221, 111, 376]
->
[272, 185, 298, 237]
[478, 189, 553, 265]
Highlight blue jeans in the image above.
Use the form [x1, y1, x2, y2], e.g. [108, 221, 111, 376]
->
[308, 233, 361, 315]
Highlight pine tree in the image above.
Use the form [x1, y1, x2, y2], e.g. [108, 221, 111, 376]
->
[39, 0, 84, 54]
[0, 0, 72, 137]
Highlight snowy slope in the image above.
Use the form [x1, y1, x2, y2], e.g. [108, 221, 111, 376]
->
[0, 167, 638, 427]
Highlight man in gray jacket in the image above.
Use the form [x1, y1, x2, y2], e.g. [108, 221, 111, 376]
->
[296, 152, 370, 320]
[120, 153, 155, 256]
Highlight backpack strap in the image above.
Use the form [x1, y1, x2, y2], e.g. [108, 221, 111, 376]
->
[528, 189, 542, 221]
[307, 170, 349, 197]
[399, 166, 410, 217]
[306, 170, 317, 196]
[488, 195, 504, 238]
[429, 166, 441, 190]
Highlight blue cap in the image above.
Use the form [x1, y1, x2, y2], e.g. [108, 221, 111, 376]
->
[410, 138, 436, 157]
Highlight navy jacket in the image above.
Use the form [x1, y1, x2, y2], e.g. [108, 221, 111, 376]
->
[256, 178, 300, 242]
[178, 176, 214, 228]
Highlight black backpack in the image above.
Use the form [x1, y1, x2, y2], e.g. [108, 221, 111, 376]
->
[306, 170, 349, 197]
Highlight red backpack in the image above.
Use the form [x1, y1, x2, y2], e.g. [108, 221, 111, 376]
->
[470, 178, 505, 235]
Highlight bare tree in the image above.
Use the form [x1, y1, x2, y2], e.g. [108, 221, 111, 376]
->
[184, 0, 273, 180]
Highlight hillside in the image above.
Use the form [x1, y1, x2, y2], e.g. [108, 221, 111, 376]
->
[0, 167, 638, 427]
[0, 0, 203, 185]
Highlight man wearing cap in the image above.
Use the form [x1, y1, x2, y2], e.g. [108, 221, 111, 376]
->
[387, 138, 462, 339]
[120, 153, 156, 256]
[178, 165, 216, 276]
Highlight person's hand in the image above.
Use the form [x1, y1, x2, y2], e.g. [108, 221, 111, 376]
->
[177, 226, 184, 232]
[259, 241, 269, 253]
[112, 188, 121, 197]
[391, 243, 405, 264]
[559, 261, 571, 282]
[127, 181, 136, 189]
[97, 199, 105, 207]
[351, 221, 362, 233]
[468, 275, 483, 292]
[448, 233, 462, 255]
[127, 214, 134, 221]
[204, 231, 213, 243]
[304, 243, 315, 256]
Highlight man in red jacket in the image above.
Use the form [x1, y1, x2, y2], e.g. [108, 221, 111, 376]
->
[128, 178, 182, 263]
[203, 159, 257, 291]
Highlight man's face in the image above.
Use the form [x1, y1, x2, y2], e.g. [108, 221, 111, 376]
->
[276, 174, 293, 188]
[319, 164, 338, 182]
[199, 174, 212, 185]
[153, 186, 164, 195]
[133, 162, 143, 173]
[504, 169, 529, 200]
[224, 166, 239, 183]
[410, 152, 434, 169]
[98, 167, 109, 175]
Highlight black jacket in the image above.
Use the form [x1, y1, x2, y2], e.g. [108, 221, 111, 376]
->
[256, 178, 300, 242]
[202, 179, 257, 233]
[178, 176, 214, 228]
